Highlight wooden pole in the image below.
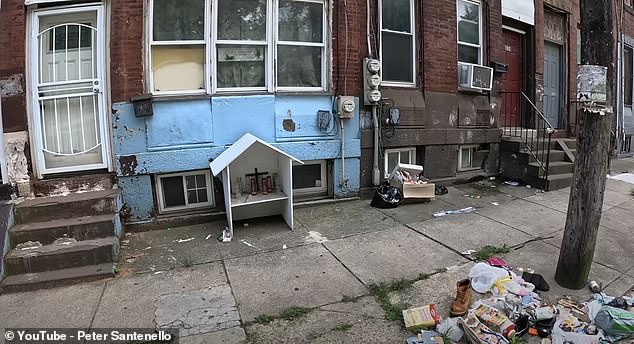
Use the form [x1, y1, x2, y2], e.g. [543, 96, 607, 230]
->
[554, 0, 614, 289]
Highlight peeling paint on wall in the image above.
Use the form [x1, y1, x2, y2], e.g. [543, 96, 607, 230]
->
[119, 155, 138, 176]
[0, 74, 24, 97]
[5, 132, 31, 196]
[282, 119, 296, 132]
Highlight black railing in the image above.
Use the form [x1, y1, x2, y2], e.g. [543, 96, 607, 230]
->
[501, 91, 556, 190]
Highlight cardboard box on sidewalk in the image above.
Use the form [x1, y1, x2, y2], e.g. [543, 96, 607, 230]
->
[388, 163, 435, 202]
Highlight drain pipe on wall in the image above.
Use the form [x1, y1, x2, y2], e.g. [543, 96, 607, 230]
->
[372, 105, 380, 186]
[340, 119, 346, 190]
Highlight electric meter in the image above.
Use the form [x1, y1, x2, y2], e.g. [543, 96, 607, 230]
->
[368, 74, 381, 88]
[367, 59, 381, 73]
[367, 90, 381, 103]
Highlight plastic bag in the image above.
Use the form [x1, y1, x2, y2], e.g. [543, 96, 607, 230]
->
[551, 315, 604, 344]
[437, 317, 464, 343]
[492, 276, 535, 297]
[469, 262, 511, 294]
[370, 182, 403, 209]
[594, 306, 634, 342]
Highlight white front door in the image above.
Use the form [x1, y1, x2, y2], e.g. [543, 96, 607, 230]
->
[30, 6, 109, 177]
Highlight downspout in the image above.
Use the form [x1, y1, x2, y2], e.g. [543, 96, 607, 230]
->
[617, 0, 625, 155]
[369, 0, 381, 186]
[0, 0, 7, 185]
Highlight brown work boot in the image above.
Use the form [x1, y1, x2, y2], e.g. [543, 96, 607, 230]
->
[450, 279, 472, 317]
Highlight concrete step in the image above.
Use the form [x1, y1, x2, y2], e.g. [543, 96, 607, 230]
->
[528, 161, 575, 177]
[0, 263, 114, 293]
[9, 214, 116, 248]
[547, 173, 574, 191]
[32, 173, 115, 198]
[14, 189, 120, 224]
[558, 138, 577, 149]
[519, 150, 567, 163]
[501, 137, 559, 151]
[4, 236, 119, 275]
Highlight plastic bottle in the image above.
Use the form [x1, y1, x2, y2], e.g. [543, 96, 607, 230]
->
[473, 304, 516, 339]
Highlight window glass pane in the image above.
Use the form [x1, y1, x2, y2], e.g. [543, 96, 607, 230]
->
[217, 45, 266, 88]
[185, 175, 196, 189]
[458, 45, 479, 64]
[382, 32, 413, 82]
[153, 0, 204, 41]
[460, 149, 470, 169]
[458, 0, 480, 45]
[278, 0, 323, 42]
[293, 164, 322, 189]
[400, 151, 411, 164]
[162, 176, 186, 207]
[50, 24, 92, 51]
[382, 0, 411, 33]
[625, 47, 633, 106]
[277, 46, 321, 87]
[152, 45, 205, 92]
[197, 189, 208, 203]
[196, 174, 206, 188]
[387, 152, 399, 173]
[217, 0, 267, 41]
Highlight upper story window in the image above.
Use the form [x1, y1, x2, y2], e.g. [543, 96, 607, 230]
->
[457, 0, 482, 64]
[149, 0, 327, 95]
[379, 0, 415, 86]
[625, 45, 633, 106]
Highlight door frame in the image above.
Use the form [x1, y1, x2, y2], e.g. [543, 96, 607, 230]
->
[27, 3, 112, 179]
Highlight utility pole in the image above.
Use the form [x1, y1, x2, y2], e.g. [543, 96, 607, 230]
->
[554, 0, 614, 289]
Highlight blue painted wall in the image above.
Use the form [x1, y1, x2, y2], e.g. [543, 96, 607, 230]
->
[113, 95, 361, 222]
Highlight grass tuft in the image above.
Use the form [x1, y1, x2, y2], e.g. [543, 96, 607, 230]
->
[341, 294, 360, 303]
[279, 306, 312, 321]
[630, 188, 634, 196]
[254, 314, 275, 325]
[473, 244, 511, 261]
[174, 255, 196, 267]
[333, 323, 353, 332]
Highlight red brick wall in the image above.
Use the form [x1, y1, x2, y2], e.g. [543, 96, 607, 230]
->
[110, 1, 145, 103]
[0, 0, 27, 132]
[332, 0, 366, 97]
[423, 0, 458, 93]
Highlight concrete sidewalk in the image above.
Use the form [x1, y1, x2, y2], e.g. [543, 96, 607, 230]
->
[1, 158, 633, 343]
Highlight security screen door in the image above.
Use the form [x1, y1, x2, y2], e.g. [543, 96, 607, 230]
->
[31, 6, 109, 177]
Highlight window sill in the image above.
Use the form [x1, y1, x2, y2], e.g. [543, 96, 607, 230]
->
[147, 90, 333, 101]
[381, 82, 417, 89]
[457, 87, 488, 95]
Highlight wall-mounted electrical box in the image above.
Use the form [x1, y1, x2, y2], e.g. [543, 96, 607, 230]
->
[363, 58, 381, 105]
[336, 96, 356, 119]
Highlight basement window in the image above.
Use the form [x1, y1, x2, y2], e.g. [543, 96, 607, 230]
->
[384, 147, 416, 177]
[156, 170, 214, 213]
[293, 160, 327, 196]
[458, 145, 487, 171]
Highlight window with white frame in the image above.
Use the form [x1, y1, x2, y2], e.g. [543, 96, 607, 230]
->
[380, 0, 415, 85]
[292, 160, 327, 195]
[458, 145, 483, 171]
[384, 147, 416, 177]
[457, 0, 482, 64]
[156, 170, 214, 213]
[149, 0, 326, 95]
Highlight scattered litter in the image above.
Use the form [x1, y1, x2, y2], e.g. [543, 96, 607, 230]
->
[205, 234, 211, 240]
[240, 240, 256, 248]
[305, 231, 328, 244]
[175, 237, 195, 243]
[282, 244, 288, 249]
[462, 249, 477, 256]
[607, 173, 634, 184]
[126, 258, 136, 263]
[167, 228, 171, 231]
[243, 223, 249, 227]
[526, 185, 532, 189]
[594, 306, 634, 341]
[491, 202, 500, 206]
[16, 241, 43, 250]
[473, 303, 517, 338]
[464, 194, 482, 199]
[504, 181, 520, 186]
[403, 304, 441, 331]
[437, 317, 464, 343]
[153, 271, 164, 275]
[370, 182, 403, 209]
[435, 185, 449, 196]
[53, 237, 77, 246]
[218, 227, 233, 242]
[144, 246, 152, 250]
[433, 206, 475, 217]
[588, 280, 602, 293]
[489, 177, 496, 180]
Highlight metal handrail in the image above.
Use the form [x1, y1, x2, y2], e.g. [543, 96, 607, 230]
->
[501, 91, 555, 190]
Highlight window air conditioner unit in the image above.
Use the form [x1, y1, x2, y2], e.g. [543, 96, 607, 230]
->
[458, 62, 494, 91]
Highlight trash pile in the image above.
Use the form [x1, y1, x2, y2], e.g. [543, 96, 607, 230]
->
[370, 163, 438, 209]
[404, 258, 634, 344]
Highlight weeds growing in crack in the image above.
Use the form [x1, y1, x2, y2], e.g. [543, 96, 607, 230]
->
[474, 244, 511, 261]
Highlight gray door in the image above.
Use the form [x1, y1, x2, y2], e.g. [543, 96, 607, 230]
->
[544, 42, 562, 128]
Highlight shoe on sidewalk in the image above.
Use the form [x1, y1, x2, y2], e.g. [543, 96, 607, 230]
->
[450, 279, 472, 317]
